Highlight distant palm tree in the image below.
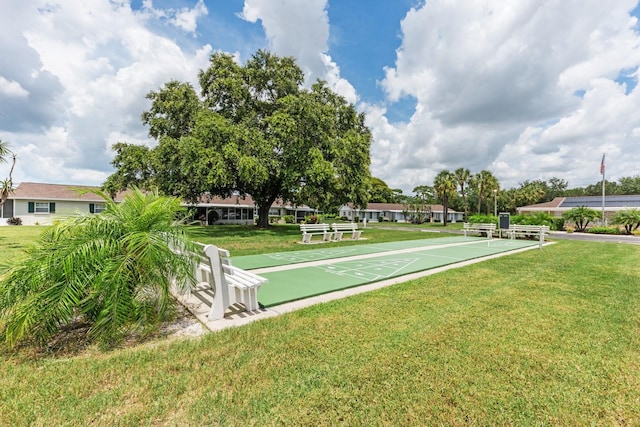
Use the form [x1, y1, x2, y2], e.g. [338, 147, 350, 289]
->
[562, 206, 600, 232]
[434, 170, 457, 226]
[0, 188, 197, 349]
[0, 139, 16, 210]
[472, 170, 498, 215]
[454, 167, 471, 221]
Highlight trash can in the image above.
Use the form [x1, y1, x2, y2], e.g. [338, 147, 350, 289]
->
[499, 213, 510, 238]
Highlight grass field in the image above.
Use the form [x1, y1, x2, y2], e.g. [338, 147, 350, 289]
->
[1, 226, 639, 425]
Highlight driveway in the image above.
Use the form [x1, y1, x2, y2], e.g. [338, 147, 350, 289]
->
[549, 231, 640, 245]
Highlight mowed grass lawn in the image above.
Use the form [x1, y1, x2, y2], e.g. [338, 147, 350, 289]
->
[0, 226, 639, 425]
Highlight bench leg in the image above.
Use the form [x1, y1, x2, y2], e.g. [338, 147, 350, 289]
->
[334, 232, 343, 241]
[302, 233, 312, 244]
[352, 231, 362, 240]
[323, 232, 333, 242]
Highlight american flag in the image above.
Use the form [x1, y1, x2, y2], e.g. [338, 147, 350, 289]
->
[600, 153, 605, 175]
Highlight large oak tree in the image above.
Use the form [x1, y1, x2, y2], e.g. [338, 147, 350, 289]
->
[104, 50, 372, 227]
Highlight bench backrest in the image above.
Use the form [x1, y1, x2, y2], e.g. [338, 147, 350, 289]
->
[300, 223, 330, 232]
[509, 224, 549, 232]
[463, 222, 496, 230]
[331, 223, 358, 231]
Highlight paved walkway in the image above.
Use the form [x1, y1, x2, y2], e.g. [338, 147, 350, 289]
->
[177, 236, 546, 332]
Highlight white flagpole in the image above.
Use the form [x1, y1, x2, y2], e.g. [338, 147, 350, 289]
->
[601, 153, 606, 226]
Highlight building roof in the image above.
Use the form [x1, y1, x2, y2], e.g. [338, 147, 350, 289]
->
[560, 195, 640, 208]
[11, 182, 315, 210]
[518, 195, 640, 211]
[11, 182, 127, 202]
[343, 202, 455, 213]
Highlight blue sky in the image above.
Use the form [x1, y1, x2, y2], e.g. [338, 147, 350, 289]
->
[2, 0, 640, 194]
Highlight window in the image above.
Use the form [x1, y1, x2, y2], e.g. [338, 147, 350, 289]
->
[90, 203, 105, 214]
[35, 202, 50, 213]
[28, 201, 55, 214]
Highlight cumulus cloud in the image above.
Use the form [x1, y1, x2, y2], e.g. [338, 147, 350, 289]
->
[2, 0, 640, 195]
[141, 0, 208, 34]
[0, 0, 211, 185]
[241, 0, 358, 103]
[376, 0, 640, 189]
[0, 76, 29, 98]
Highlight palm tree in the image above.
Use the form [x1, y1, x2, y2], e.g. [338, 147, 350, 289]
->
[562, 206, 600, 232]
[454, 167, 471, 221]
[0, 139, 16, 210]
[0, 188, 197, 349]
[472, 170, 499, 215]
[434, 170, 457, 226]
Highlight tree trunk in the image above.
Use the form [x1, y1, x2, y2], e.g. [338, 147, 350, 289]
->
[255, 195, 277, 228]
[442, 195, 448, 227]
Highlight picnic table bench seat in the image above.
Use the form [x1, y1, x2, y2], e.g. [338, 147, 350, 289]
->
[331, 223, 362, 241]
[463, 222, 496, 239]
[190, 244, 268, 320]
[300, 223, 333, 244]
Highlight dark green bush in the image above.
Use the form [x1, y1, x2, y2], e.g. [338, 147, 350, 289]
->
[283, 215, 295, 224]
[587, 226, 621, 235]
[6, 217, 22, 226]
[305, 215, 319, 224]
[468, 214, 497, 224]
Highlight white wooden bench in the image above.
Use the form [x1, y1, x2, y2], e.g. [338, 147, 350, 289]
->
[507, 224, 550, 249]
[191, 244, 268, 320]
[300, 223, 333, 244]
[463, 222, 496, 239]
[331, 223, 362, 241]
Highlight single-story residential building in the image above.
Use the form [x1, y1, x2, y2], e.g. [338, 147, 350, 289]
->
[188, 194, 316, 225]
[339, 202, 464, 223]
[0, 182, 127, 226]
[517, 195, 640, 222]
[1, 182, 317, 226]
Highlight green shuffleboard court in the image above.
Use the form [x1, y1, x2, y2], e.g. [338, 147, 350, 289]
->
[256, 238, 541, 307]
[232, 236, 480, 270]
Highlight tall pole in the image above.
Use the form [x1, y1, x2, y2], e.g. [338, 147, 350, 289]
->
[601, 153, 606, 226]
[493, 189, 497, 217]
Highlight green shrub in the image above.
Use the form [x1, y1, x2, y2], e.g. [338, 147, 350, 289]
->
[509, 213, 560, 229]
[283, 215, 295, 224]
[468, 214, 497, 224]
[305, 215, 319, 224]
[6, 217, 22, 226]
[587, 226, 621, 235]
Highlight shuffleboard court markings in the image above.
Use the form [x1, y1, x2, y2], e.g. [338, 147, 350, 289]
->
[317, 257, 421, 281]
[264, 248, 360, 263]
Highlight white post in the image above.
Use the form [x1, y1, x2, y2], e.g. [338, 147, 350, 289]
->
[493, 189, 498, 217]
[601, 153, 606, 226]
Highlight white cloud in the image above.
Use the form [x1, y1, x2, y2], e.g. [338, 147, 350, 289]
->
[0, 76, 29, 98]
[3, 0, 640, 196]
[0, 0, 212, 185]
[374, 0, 640, 190]
[141, 0, 208, 34]
[241, 0, 358, 103]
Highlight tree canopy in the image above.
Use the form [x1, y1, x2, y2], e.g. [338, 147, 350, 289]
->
[104, 50, 372, 227]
